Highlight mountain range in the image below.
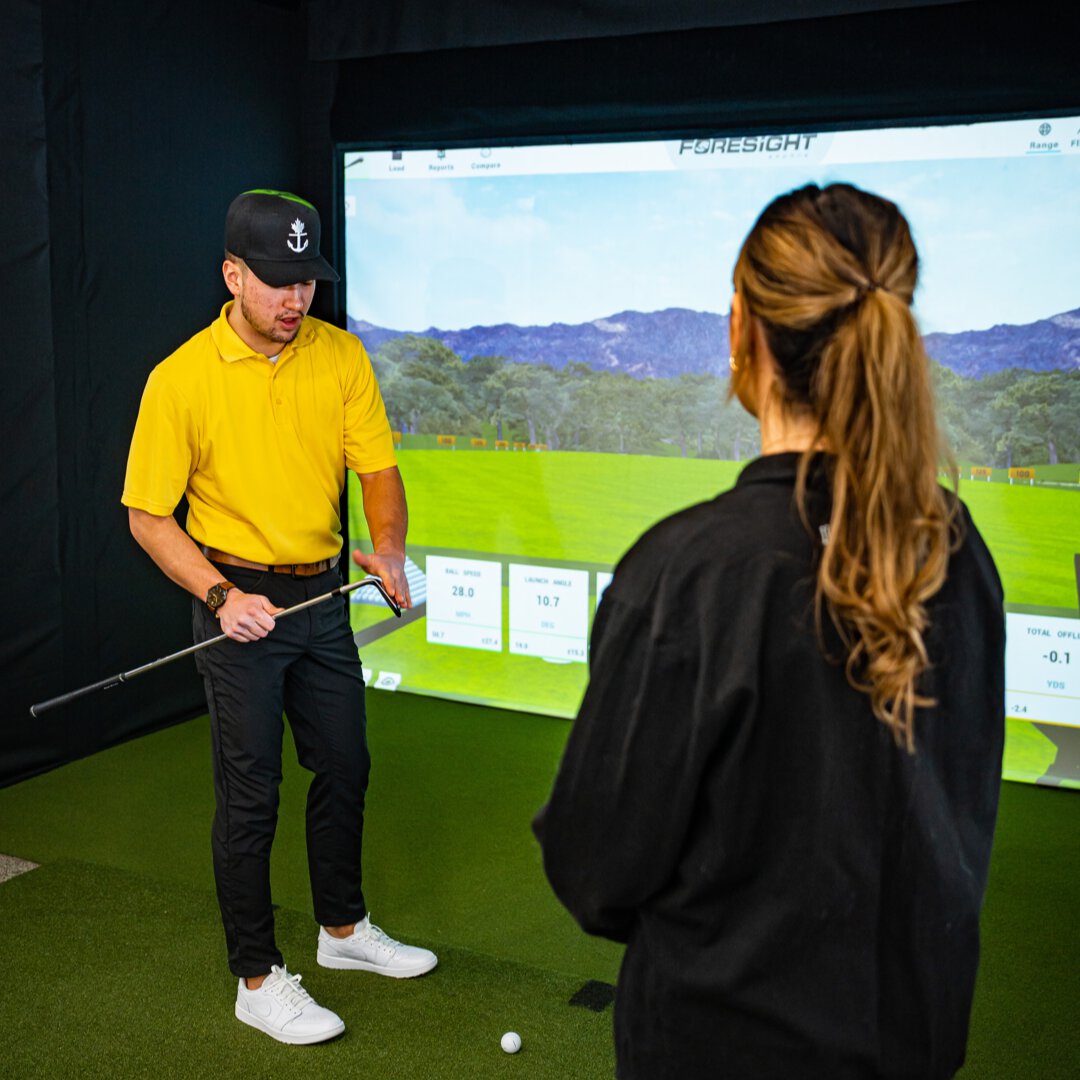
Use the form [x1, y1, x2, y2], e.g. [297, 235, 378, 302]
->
[349, 305, 1080, 380]
[923, 309, 1080, 378]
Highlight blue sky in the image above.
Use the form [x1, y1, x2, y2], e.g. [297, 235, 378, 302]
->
[344, 151, 1080, 335]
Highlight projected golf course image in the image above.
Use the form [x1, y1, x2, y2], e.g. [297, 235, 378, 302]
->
[348, 449, 742, 713]
[341, 119, 1080, 786]
[348, 440, 1080, 786]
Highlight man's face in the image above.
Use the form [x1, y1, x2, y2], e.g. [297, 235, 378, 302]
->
[224, 258, 316, 355]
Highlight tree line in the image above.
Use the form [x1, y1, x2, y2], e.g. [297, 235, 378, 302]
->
[370, 334, 1080, 466]
[933, 364, 1080, 467]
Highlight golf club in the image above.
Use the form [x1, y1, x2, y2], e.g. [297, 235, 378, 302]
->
[29, 576, 401, 717]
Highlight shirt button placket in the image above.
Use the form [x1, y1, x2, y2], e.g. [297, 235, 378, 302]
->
[270, 367, 284, 416]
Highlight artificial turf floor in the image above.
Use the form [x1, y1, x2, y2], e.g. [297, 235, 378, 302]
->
[0, 692, 1078, 1078]
[0, 860, 614, 1079]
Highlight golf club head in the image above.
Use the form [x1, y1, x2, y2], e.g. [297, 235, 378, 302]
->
[361, 576, 403, 617]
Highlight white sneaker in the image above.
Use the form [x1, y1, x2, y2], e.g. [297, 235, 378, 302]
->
[235, 964, 345, 1045]
[317, 915, 438, 978]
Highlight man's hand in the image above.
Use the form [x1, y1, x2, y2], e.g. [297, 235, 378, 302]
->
[217, 588, 283, 641]
[352, 550, 412, 610]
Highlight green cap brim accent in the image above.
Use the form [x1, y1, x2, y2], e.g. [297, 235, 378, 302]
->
[242, 189, 317, 211]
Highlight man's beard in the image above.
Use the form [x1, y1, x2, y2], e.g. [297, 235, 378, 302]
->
[240, 296, 302, 344]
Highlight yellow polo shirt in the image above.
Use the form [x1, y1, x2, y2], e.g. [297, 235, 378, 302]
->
[122, 303, 396, 564]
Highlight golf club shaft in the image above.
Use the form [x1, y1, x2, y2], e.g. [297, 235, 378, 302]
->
[29, 577, 401, 717]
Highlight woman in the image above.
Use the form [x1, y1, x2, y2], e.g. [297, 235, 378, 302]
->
[533, 183, 1005, 1080]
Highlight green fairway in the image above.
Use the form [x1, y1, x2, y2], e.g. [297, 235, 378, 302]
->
[353, 449, 744, 566]
[348, 449, 1080, 765]
[1001, 719, 1059, 784]
[356, 582, 590, 717]
[960, 481, 1080, 610]
[348, 452, 745, 715]
[352, 448, 1079, 607]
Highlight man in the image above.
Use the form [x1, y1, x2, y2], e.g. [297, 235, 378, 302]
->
[122, 189, 435, 1045]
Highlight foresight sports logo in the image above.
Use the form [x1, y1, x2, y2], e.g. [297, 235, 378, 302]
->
[679, 134, 819, 155]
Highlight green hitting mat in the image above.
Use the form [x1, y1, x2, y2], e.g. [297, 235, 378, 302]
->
[0, 859, 614, 1079]
[0, 692, 1078, 1077]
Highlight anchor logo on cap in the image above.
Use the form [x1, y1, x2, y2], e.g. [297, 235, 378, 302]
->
[287, 218, 309, 253]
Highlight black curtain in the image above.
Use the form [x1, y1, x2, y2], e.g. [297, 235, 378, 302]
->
[3, 0, 310, 786]
[307, 0, 967, 60]
[328, 0, 1080, 147]
[4, 0, 66, 776]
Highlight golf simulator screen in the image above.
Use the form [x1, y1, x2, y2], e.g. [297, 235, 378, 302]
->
[341, 115, 1080, 788]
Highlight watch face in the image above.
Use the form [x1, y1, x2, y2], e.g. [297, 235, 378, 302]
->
[207, 583, 232, 611]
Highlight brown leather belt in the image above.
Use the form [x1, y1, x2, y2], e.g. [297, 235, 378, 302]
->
[202, 546, 339, 578]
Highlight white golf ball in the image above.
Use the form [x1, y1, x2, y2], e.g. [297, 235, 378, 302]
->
[500, 1031, 522, 1054]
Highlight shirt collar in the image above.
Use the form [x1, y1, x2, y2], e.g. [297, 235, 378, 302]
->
[210, 301, 316, 363]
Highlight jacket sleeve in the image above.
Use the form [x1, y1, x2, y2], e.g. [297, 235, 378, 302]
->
[533, 586, 724, 943]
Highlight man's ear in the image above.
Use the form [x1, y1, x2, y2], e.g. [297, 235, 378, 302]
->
[222, 258, 243, 298]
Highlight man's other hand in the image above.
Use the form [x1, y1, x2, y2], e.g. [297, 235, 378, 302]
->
[352, 550, 412, 610]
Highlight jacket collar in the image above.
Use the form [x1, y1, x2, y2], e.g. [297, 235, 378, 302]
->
[736, 452, 831, 489]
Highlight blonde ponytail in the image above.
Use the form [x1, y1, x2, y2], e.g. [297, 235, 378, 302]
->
[733, 184, 960, 750]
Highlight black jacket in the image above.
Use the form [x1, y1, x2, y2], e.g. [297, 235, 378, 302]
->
[534, 453, 1005, 1080]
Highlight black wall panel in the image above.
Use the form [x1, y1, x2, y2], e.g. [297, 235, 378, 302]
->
[3, 0, 67, 779]
[307, 0, 967, 60]
[3, 0, 309, 785]
[329, 0, 1080, 147]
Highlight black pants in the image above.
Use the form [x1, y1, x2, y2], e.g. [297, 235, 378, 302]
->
[193, 565, 369, 978]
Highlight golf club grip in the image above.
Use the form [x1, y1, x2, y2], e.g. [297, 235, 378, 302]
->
[30, 673, 130, 716]
[29, 633, 229, 717]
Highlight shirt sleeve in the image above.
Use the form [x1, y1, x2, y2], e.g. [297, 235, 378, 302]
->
[121, 367, 198, 515]
[342, 337, 397, 475]
[533, 584, 730, 943]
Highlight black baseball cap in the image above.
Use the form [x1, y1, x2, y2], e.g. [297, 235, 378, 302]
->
[224, 189, 340, 287]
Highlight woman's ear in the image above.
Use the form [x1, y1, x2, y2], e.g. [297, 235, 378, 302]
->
[729, 291, 744, 358]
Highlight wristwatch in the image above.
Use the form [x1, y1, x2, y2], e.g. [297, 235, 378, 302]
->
[205, 581, 236, 616]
